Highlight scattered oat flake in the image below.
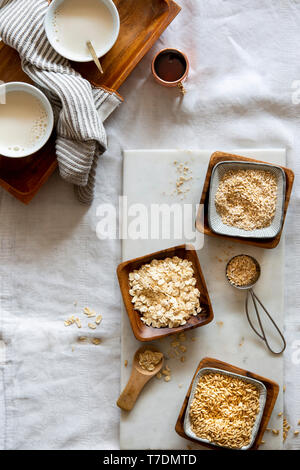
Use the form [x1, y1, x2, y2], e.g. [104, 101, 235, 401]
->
[261, 440, 265, 444]
[272, 429, 279, 435]
[64, 316, 75, 326]
[92, 338, 101, 345]
[216, 321, 224, 327]
[156, 372, 162, 379]
[171, 161, 193, 198]
[283, 416, 290, 441]
[180, 356, 186, 363]
[283, 385, 286, 392]
[278, 412, 283, 417]
[95, 315, 102, 325]
[84, 307, 96, 317]
[88, 323, 97, 330]
[167, 350, 175, 359]
[179, 333, 186, 342]
[164, 375, 171, 382]
[294, 430, 299, 436]
[124, 360, 128, 367]
[75, 318, 81, 328]
[78, 336, 87, 342]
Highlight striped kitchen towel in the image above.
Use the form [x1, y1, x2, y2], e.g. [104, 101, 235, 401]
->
[0, 0, 122, 204]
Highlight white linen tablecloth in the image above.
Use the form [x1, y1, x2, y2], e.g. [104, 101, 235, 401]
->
[1, 0, 300, 449]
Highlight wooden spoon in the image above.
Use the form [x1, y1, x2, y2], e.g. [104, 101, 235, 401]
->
[117, 346, 163, 411]
[86, 40, 104, 74]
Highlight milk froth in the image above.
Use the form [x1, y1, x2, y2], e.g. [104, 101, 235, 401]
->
[0, 90, 48, 157]
[53, 0, 115, 59]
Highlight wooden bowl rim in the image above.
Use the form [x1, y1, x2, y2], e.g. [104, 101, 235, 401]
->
[117, 244, 214, 341]
[196, 151, 295, 249]
[175, 356, 280, 450]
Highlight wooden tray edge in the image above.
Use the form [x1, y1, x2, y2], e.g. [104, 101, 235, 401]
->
[0, 160, 57, 204]
[109, 1, 181, 90]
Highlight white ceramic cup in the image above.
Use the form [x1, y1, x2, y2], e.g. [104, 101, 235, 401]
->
[44, 0, 120, 62]
[0, 82, 54, 159]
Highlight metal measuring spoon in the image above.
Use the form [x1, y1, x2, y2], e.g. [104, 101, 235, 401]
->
[225, 254, 286, 355]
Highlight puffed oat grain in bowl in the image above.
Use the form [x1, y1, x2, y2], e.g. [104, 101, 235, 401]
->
[208, 161, 286, 239]
[117, 244, 214, 342]
[183, 367, 267, 450]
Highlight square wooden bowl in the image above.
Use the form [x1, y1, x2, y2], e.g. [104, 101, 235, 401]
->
[117, 244, 214, 342]
[196, 151, 295, 249]
[175, 357, 280, 450]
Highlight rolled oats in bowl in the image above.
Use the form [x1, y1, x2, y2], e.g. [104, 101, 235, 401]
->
[128, 256, 201, 328]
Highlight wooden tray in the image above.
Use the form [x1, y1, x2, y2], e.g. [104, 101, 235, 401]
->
[175, 356, 280, 451]
[0, 0, 181, 203]
[117, 244, 214, 342]
[196, 151, 295, 249]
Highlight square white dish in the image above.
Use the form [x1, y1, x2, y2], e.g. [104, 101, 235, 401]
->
[208, 161, 286, 239]
[183, 367, 267, 450]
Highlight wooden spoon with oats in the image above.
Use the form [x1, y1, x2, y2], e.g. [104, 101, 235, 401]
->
[117, 346, 163, 411]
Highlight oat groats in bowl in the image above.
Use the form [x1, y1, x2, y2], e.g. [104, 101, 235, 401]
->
[117, 244, 214, 341]
[184, 367, 267, 450]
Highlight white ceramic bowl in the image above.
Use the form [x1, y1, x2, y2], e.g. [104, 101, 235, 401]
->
[0, 82, 54, 159]
[44, 0, 120, 62]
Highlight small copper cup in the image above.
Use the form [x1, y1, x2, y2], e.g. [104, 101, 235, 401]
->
[151, 48, 189, 89]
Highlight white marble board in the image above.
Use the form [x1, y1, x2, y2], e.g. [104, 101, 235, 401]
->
[120, 149, 285, 450]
